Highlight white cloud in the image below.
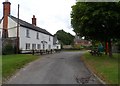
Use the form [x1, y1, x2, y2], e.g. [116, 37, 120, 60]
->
[0, 0, 76, 35]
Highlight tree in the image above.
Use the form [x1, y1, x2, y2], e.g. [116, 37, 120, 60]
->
[71, 2, 120, 57]
[54, 30, 74, 45]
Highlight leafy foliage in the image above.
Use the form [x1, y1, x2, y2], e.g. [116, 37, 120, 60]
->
[71, 2, 120, 57]
[55, 30, 74, 45]
[2, 43, 15, 55]
[71, 2, 120, 41]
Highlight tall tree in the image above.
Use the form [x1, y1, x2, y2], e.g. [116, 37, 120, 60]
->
[71, 2, 120, 57]
[55, 30, 74, 45]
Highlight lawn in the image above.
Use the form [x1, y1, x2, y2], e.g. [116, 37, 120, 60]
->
[81, 52, 119, 84]
[2, 54, 39, 81]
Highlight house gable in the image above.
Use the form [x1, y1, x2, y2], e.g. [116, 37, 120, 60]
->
[0, 16, 18, 37]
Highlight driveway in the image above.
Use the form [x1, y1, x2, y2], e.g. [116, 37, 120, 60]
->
[6, 51, 102, 84]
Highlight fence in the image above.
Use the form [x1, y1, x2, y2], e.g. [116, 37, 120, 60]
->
[20, 49, 61, 55]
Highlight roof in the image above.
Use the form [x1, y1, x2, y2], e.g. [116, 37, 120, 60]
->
[9, 15, 53, 36]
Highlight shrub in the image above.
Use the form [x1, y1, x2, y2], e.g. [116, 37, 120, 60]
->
[2, 43, 15, 55]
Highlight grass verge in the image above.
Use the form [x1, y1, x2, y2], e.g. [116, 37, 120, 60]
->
[81, 52, 119, 84]
[2, 54, 39, 81]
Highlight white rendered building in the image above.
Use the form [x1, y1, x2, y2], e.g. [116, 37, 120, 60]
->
[0, 0, 61, 53]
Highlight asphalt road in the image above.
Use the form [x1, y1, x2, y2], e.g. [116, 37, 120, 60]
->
[6, 51, 102, 84]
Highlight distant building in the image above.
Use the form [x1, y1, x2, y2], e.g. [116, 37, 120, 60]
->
[53, 35, 61, 49]
[74, 35, 92, 47]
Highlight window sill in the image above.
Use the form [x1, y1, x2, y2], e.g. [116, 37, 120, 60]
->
[26, 36, 30, 38]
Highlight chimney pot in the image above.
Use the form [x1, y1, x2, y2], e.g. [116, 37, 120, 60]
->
[3, 0, 11, 16]
[32, 15, 36, 26]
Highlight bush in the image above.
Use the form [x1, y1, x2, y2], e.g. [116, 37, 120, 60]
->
[2, 44, 15, 55]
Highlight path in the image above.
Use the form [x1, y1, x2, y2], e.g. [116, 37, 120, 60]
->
[6, 51, 102, 84]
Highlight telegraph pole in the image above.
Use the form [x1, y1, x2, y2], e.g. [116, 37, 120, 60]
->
[16, 4, 19, 54]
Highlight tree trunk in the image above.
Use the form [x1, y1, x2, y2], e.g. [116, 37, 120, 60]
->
[108, 39, 113, 57]
[105, 42, 108, 55]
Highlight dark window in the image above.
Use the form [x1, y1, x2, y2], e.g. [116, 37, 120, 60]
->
[26, 43, 30, 50]
[43, 44, 45, 50]
[49, 36, 50, 41]
[32, 44, 36, 50]
[26, 29, 30, 38]
[36, 32, 39, 39]
[57, 46, 59, 49]
[37, 44, 41, 49]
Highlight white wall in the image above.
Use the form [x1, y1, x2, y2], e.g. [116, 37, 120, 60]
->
[0, 17, 17, 38]
[0, 19, 3, 38]
[0, 16, 54, 51]
[19, 26, 54, 50]
[8, 17, 17, 37]
[54, 44, 61, 49]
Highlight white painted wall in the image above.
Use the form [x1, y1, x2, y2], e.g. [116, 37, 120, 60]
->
[0, 17, 17, 38]
[8, 17, 17, 37]
[0, 19, 3, 38]
[19, 26, 54, 51]
[0, 16, 54, 51]
[53, 40, 61, 49]
[54, 44, 61, 49]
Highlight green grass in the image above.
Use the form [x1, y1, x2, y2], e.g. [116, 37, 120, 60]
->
[2, 54, 39, 81]
[82, 53, 119, 84]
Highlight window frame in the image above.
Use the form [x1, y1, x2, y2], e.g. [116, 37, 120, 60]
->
[26, 29, 30, 38]
[36, 32, 39, 39]
[26, 43, 30, 50]
[32, 44, 36, 50]
[49, 36, 51, 41]
[37, 44, 41, 50]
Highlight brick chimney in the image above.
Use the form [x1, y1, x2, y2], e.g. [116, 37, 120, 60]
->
[2, 0, 11, 38]
[32, 15, 36, 26]
[3, 0, 11, 16]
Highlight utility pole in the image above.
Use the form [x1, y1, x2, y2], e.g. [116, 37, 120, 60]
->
[16, 4, 19, 54]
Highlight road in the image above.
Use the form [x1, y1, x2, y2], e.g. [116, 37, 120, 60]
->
[6, 51, 102, 84]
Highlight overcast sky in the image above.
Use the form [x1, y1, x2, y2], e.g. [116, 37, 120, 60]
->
[0, 0, 76, 35]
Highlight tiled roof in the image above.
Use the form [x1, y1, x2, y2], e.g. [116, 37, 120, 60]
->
[9, 15, 53, 36]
